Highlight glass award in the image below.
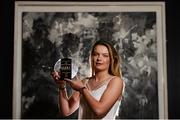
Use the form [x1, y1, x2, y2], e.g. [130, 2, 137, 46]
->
[54, 58, 78, 80]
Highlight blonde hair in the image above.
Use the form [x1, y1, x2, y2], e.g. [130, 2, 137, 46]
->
[90, 40, 122, 79]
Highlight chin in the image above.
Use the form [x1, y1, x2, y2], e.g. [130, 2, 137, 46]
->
[95, 67, 106, 71]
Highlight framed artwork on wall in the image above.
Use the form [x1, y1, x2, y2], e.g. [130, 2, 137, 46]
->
[13, 1, 167, 119]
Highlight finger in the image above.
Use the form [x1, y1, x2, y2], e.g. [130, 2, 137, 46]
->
[51, 71, 58, 75]
[51, 72, 60, 79]
[55, 71, 60, 76]
[64, 78, 72, 83]
[54, 76, 60, 80]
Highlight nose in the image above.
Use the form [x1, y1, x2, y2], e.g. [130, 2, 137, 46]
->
[97, 55, 102, 60]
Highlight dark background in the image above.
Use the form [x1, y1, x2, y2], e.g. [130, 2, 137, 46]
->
[0, 0, 180, 119]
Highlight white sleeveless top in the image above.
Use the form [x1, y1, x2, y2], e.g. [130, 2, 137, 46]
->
[78, 76, 125, 120]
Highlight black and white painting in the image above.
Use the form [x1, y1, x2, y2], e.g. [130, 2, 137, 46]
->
[13, 2, 167, 119]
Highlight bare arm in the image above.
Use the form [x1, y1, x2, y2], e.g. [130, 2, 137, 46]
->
[58, 89, 80, 117]
[51, 71, 80, 117]
[80, 77, 123, 118]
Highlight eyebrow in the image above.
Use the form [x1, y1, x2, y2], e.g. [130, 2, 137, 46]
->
[93, 51, 109, 55]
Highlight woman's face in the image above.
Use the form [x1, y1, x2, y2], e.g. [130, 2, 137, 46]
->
[92, 45, 110, 72]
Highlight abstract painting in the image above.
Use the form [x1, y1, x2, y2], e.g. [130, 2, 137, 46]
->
[13, 2, 167, 119]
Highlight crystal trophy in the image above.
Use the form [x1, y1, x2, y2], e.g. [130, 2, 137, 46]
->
[54, 58, 78, 80]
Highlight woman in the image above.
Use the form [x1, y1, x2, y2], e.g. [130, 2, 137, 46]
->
[51, 40, 124, 119]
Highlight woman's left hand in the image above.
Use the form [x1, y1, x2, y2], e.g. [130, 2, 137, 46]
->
[64, 78, 85, 91]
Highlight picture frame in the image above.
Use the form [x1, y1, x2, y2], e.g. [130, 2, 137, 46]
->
[13, 1, 167, 119]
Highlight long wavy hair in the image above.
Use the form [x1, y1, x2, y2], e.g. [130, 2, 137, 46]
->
[90, 40, 122, 79]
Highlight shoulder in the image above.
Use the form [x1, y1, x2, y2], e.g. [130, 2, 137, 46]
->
[105, 76, 124, 97]
[111, 76, 123, 83]
[108, 76, 123, 88]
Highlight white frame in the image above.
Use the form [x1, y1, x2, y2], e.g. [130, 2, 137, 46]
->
[13, 1, 167, 119]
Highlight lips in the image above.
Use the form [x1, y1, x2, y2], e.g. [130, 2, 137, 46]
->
[96, 63, 103, 65]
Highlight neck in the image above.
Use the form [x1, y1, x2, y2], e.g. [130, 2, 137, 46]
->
[94, 70, 111, 82]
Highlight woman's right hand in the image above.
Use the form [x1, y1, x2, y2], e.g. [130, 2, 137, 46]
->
[50, 71, 66, 86]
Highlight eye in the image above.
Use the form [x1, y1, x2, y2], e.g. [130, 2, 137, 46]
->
[103, 54, 109, 57]
[92, 52, 98, 56]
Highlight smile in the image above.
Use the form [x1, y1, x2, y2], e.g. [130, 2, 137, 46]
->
[96, 63, 103, 65]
